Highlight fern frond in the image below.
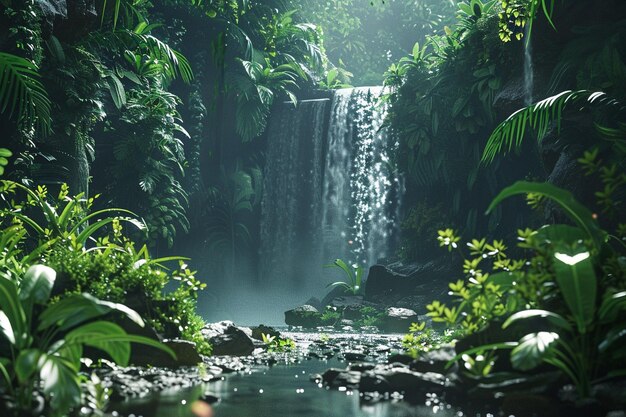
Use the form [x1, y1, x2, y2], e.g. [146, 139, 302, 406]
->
[482, 90, 620, 164]
[0, 52, 51, 135]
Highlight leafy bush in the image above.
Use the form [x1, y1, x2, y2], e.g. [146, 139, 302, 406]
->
[0, 265, 173, 416]
[429, 181, 626, 398]
[0, 181, 210, 355]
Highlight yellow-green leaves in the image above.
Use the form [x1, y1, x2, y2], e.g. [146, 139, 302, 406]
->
[437, 228, 460, 251]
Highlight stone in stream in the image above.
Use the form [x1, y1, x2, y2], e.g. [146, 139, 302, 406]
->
[409, 345, 456, 375]
[164, 339, 202, 366]
[359, 372, 393, 394]
[380, 307, 418, 333]
[284, 305, 323, 328]
[250, 324, 280, 341]
[343, 351, 367, 361]
[387, 353, 414, 365]
[321, 368, 361, 388]
[202, 321, 255, 356]
[377, 367, 447, 395]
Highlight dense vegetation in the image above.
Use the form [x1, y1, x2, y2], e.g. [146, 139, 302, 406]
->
[0, 0, 625, 415]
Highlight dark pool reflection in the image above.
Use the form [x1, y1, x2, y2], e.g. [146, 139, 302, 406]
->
[109, 358, 459, 417]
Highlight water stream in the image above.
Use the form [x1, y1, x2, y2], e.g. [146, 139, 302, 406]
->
[111, 358, 457, 417]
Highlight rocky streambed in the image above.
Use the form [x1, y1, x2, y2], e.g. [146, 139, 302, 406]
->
[96, 322, 626, 417]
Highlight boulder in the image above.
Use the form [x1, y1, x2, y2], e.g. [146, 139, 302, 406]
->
[409, 346, 456, 374]
[202, 321, 255, 356]
[359, 372, 393, 393]
[321, 369, 361, 388]
[284, 305, 322, 328]
[379, 368, 446, 395]
[304, 297, 323, 310]
[364, 260, 453, 309]
[250, 324, 280, 341]
[380, 307, 418, 333]
[129, 337, 201, 368]
[164, 340, 202, 366]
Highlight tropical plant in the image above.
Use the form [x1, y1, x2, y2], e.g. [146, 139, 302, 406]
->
[0, 265, 174, 416]
[0, 181, 210, 355]
[325, 259, 364, 296]
[448, 181, 625, 398]
[261, 333, 296, 353]
[481, 90, 623, 163]
[107, 83, 190, 248]
[0, 149, 11, 176]
[0, 52, 51, 135]
[0, 181, 144, 247]
[228, 58, 301, 141]
[496, 0, 557, 43]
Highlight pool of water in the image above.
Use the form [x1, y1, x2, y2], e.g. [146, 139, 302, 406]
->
[110, 358, 458, 417]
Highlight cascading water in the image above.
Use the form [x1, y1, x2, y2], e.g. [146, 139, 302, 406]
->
[259, 99, 329, 291]
[322, 87, 402, 269]
[523, 30, 534, 105]
[259, 87, 401, 295]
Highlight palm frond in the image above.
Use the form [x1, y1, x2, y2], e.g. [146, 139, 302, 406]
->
[482, 90, 620, 163]
[0, 52, 51, 135]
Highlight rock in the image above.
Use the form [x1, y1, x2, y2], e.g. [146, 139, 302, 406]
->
[342, 305, 364, 320]
[359, 372, 393, 393]
[164, 340, 202, 366]
[380, 307, 418, 333]
[200, 394, 219, 404]
[209, 330, 255, 357]
[329, 295, 365, 309]
[304, 297, 323, 310]
[380, 368, 446, 394]
[38, 0, 68, 20]
[348, 362, 376, 372]
[387, 353, 414, 365]
[284, 305, 322, 328]
[202, 321, 255, 356]
[344, 351, 366, 361]
[409, 346, 456, 374]
[129, 336, 201, 368]
[364, 260, 453, 306]
[338, 319, 354, 328]
[321, 369, 361, 388]
[250, 325, 280, 341]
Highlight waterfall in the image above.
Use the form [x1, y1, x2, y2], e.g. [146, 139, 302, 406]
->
[322, 87, 401, 269]
[523, 31, 534, 105]
[259, 87, 401, 293]
[259, 99, 329, 290]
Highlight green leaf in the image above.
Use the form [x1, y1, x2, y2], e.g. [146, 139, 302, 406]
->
[533, 224, 586, 245]
[15, 348, 42, 384]
[599, 323, 626, 352]
[598, 291, 626, 323]
[63, 321, 131, 366]
[0, 276, 26, 347]
[553, 249, 596, 333]
[486, 181, 605, 250]
[38, 293, 144, 331]
[0, 52, 51, 135]
[503, 309, 573, 332]
[39, 354, 82, 414]
[511, 332, 559, 371]
[20, 265, 56, 304]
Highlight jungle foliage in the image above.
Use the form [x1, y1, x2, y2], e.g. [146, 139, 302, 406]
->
[0, 179, 200, 416]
